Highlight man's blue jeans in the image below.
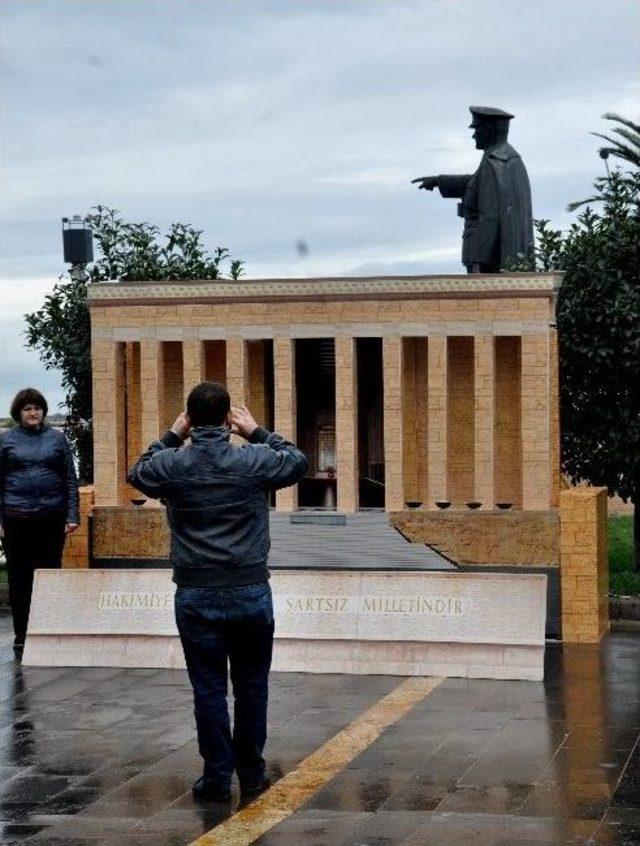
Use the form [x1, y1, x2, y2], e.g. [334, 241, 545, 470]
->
[174, 582, 274, 789]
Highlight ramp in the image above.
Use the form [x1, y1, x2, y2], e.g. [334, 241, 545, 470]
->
[269, 511, 454, 571]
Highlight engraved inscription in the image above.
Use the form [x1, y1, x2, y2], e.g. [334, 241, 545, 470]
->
[361, 596, 463, 615]
[98, 591, 172, 611]
[285, 597, 349, 613]
[282, 595, 464, 616]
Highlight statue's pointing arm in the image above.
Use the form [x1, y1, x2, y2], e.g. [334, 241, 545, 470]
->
[435, 175, 473, 198]
[412, 174, 472, 198]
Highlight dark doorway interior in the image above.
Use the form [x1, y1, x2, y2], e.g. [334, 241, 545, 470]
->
[295, 339, 336, 508]
[357, 338, 385, 508]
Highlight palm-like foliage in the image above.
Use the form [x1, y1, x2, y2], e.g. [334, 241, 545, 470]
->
[567, 113, 639, 211]
[593, 112, 640, 169]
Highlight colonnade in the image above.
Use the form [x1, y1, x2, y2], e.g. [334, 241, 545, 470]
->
[92, 332, 557, 513]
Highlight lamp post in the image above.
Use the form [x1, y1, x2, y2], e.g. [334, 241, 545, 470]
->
[62, 215, 94, 283]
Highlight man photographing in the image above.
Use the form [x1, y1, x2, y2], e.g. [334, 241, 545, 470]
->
[128, 381, 308, 802]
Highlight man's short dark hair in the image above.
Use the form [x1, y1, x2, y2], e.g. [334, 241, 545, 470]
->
[187, 382, 230, 427]
[10, 387, 48, 422]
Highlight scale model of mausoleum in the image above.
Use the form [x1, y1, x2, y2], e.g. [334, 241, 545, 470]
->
[89, 272, 560, 525]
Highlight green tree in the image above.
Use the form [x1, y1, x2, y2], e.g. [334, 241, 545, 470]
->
[25, 207, 245, 482]
[534, 159, 640, 567]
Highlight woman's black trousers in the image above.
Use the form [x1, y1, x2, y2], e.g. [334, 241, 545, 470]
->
[2, 511, 67, 644]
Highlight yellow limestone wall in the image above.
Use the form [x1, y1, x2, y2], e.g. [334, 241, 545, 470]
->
[560, 487, 609, 643]
[62, 486, 95, 568]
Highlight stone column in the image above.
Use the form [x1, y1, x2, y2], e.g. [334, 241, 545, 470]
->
[62, 486, 95, 568]
[402, 339, 418, 502]
[560, 487, 609, 642]
[92, 341, 126, 506]
[427, 335, 448, 505]
[521, 334, 551, 510]
[274, 338, 298, 512]
[182, 338, 205, 406]
[383, 336, 404, 511]
[549, 328, 561, 508]
[139, 340, 164, 449]
[335, 336, 358, 513]
[474, 335, 495, 509]
[226, 339, 249, 446]
[226, 338, 249, 407]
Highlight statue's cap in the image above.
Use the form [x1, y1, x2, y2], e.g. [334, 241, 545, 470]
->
[469, 106, 514, 127]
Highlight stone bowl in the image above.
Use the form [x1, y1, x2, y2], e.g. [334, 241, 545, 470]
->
[435, 501, 451, 510]
[496, 502, 513, 510]
[405, 501, 423, 509]
[130, 498, 146, 507]
[466, 501, 482, 509]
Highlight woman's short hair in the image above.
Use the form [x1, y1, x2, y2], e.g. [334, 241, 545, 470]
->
[187, 382, 230, 427]
[10, 388, 48, 422]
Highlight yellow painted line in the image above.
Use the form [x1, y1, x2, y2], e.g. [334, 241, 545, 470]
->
[188, 676, 443, 846]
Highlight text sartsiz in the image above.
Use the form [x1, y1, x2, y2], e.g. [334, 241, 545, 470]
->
[283, 595, 464, 615]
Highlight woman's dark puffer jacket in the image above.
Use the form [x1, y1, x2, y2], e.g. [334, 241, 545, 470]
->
[0, 425, 80, 523]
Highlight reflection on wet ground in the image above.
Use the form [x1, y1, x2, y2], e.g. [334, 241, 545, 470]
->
[0, 610, 637, 845]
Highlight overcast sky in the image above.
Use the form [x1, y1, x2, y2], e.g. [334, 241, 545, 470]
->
[1, 0, 638, 414]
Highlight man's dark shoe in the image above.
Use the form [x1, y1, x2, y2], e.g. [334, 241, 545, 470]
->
[240, 775, 271, 798]
[192, 776, 231, 802]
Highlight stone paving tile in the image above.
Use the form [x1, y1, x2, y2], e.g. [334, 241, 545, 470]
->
[401, 812, 600, 845]
[252, 809, 371, 845]
[0, 773, 74, 804]
[305, 769, 414, 813]
[4, 835, 95, 846]
[435, 784, 533, 815]
[27, 813, 148, 836]
[343, 809, 431, 844]
[519, 782, 614, 821]
[0, 823, 48, 844]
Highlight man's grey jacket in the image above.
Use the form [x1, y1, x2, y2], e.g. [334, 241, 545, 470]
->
[127, 426, 308, 588]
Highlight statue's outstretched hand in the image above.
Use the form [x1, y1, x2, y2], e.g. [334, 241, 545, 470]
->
[411, 176, 438, 191]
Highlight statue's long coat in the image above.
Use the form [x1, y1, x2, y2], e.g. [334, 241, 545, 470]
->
[437, 142, 534, 269]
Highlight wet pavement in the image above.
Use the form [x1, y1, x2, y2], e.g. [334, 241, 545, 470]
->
[0, 611, 638, 845]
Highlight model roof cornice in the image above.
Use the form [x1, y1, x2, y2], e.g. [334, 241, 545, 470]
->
[87, 273, 561, 306]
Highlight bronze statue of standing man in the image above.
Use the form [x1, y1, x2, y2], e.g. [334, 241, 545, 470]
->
[412, 106, 534, 273]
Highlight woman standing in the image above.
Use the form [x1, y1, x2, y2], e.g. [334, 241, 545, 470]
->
[0, 388, 79, 654]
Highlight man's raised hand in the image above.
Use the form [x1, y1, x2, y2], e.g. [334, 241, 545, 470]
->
[229, 406, 258, 440]
[171, 412, 192, 441]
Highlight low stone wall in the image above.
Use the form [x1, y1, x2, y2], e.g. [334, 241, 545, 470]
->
[390, 510, 559, 566]
[23, 568, 547, 680]
[92, 506, 561, 569]
[92, 505, 169, 562]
